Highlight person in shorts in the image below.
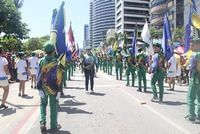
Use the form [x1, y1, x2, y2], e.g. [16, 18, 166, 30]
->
[28, 52, 39, 88]
[167, 53, 177, 91]
[0, 46, 10, 109]
[16, 52, 28, 97]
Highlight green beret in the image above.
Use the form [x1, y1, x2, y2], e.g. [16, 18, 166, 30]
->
[191, 39, 200, 45]
[43, 42, 55, 53]
[153, 43, 161, 48]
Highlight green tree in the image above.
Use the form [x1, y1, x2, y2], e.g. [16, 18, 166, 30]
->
[173, 27, 184, 41]
[0, 0, 29, 39]
[150, 27, 162, 39]
[23, 35, 50, 53]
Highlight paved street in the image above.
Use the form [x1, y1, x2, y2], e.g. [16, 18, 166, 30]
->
[0, 69, 200, 134]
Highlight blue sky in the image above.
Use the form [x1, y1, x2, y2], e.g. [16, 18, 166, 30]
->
[21, 0, 90, 48]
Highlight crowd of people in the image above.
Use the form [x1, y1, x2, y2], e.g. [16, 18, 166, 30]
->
[0, 39, 200, 132]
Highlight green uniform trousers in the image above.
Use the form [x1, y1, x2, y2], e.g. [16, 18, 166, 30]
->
[126, 66, 135, 86]
[187, 79, 200, 119]
[151, 70, 165, 100]
[40, 94, 58, 129]
[115, 62, 123, 80]
[107, 62, 112, 75]
[137, 66, 147, 91]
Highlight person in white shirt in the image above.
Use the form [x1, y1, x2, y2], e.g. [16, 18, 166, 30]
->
[16, 52, 28, 97]
[167, 53, 177, 91]
[28, 52, 39, 88]
[0, 47, 10, 109]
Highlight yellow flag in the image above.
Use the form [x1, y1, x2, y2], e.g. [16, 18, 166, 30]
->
[113, 41, 118, 51]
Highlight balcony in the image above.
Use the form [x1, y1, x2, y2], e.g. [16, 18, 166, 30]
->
[151, 0, 167, 13]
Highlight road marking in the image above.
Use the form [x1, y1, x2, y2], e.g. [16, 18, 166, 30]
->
[12, 104, 39, 134]
[119, 87, 191, 134]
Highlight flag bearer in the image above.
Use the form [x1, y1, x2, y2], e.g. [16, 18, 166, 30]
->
[185, 39, 200, 122]
[115, 49, 123, 80]
[136, 47, 147, 92]
[149, 43, 166, 102]
[37, 42, 62, 132]
[126, 48, 136, 86]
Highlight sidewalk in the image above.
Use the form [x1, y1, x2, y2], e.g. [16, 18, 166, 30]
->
[0, 80, 40, 134]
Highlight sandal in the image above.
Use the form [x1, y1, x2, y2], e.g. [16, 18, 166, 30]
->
[0, 104, 8, 109]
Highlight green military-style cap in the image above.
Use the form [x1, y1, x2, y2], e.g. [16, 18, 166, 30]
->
[18, 51, 25, 57]
[43, 41, 55, 53]
[153, 43, 162, 48]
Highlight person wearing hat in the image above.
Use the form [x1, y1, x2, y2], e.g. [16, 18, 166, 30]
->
[125, 47, 136, 86]
[107, 53, 113, 75]
[136, 47, 147, 92]
[185, 39, 200, 122]
[149, 43, 166, 102]
[82, 46, 98, 93]
[15, 51, 28, 97]
[115, 48, 123, 80]
[37, 41, 62, 132]
[0, 46, 10, 109]
[28, 52, 39, 89]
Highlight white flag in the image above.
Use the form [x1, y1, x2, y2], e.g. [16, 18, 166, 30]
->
[141, 21, 154, 55]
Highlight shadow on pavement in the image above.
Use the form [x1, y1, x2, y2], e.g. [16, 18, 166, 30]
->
[0, 108, 16, 116]
[171, 90, 188, 93]
[47, 129, 71, 134]
[61, 100, 86, 106]
[21, 95, 34, 99]
[60, 95, 75, 99]
[66, 86, 85, 90]
[59, 107, 92, 114]
[89, 92, 106, 96]
[160, 101, 187, 106]
[69, 79, 83, 82]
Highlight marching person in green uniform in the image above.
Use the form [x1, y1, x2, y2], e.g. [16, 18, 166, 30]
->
[149, 43, 166, 102]
[107, 54, 113, 75]
[98, 53, 103, 71]
[136, 47, 147, 92]
[103, 54, 107, 73]
[115, 49, 123, 80]
[37, 42, 62, 132]
[185, 39, 200, 122]
[125, 48, 136, 86]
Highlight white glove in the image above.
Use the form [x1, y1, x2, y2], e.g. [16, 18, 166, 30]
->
[56, 92, 61, 101]
[39, 90, 45, 98]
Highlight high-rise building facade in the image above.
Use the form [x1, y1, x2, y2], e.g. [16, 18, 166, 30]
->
[89, 0, 115, 47]
[83, 24, 89, 49]
[150, 0, 184, 29]
[116, 0, 150, 46]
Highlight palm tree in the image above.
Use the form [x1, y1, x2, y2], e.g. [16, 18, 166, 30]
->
[13, 0, 24, 9]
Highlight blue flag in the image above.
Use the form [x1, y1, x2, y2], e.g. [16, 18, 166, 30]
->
[191, 0, 197, 12]
[184, 7, 192, 53]
[162, 14, 173, 60]
[51, 1, 67, 55]
[132, 26, 137, 56]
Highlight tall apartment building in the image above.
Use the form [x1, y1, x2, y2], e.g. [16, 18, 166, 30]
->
[116, 0, 150, 46]
[150, 0, 184, 29]
[83, 24, 89, 49]
[89, 0, 115, 47]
